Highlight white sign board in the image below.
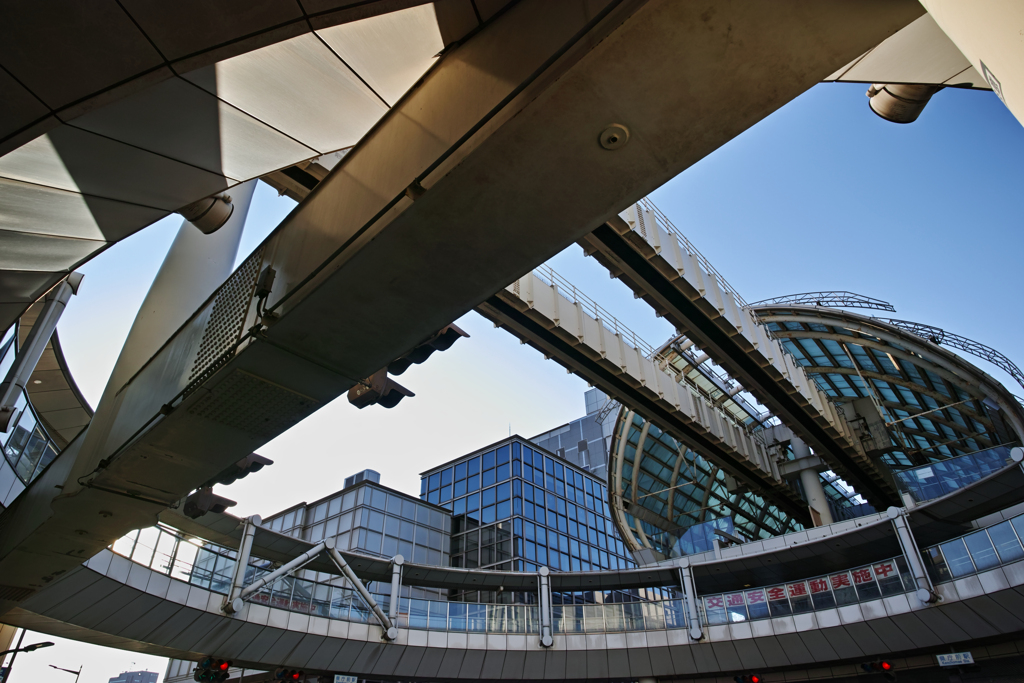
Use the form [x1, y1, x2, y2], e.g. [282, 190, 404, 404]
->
[334, 676, 358, 683]
[936, 652, 974, 666]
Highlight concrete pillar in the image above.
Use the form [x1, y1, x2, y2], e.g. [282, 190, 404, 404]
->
[781, 437, 834, 526]
[64, 181, 256, 491]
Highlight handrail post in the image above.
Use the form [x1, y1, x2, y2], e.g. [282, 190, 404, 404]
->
[887, 507, 938, 605]
[388, 555, 404, 623]
[538, 567, 553, 647]
[224, 515, 261, 613]
[678, 560, 703, 641]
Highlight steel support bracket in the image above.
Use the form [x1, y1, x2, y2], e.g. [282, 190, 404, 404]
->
[678, 560, 703, 641]
[887, 507, 938, 605]
[328, 544, 397, 641]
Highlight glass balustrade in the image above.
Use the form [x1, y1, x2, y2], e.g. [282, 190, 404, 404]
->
[893, 445, 1014, 504]
[108, 507, 1024, 636]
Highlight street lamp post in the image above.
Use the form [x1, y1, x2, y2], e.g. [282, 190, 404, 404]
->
[49, 665, 83, 683]
[0, 630, 55, 683]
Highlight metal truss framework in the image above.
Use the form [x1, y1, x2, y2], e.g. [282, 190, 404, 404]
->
[748, 291, 897, 312]
[883, 319, 1024, 393]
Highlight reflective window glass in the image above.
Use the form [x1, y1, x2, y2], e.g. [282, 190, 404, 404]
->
[482, 506, 496, 524]
[441, 468, 453, 487]
[482, 468, 496, 487]
[483, 451, 496, 470]
[964, 530, 999, 570]
[467, 493, 480, 512]
[454, 479, 466, 497]
[496, 463, 510, 481]
[386, 494, 403, 515]
[988, 520, 1024, 563]
[328, 497, 342, 517]
[468, 457, 481, 476]
[940, 538, 976, 577]
[455, 462, 467, 481]
[497, 482, 511, 502]
[429, 473, 440, 491]
[497, 501, 511, 520]
[497, 445, 510, 465]
[440, 485, 452, 502]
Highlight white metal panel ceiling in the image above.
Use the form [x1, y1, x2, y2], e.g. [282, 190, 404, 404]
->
[181, 33, 390, 154]
[317, 3, 444, 105]
[826, 13, 990, 89]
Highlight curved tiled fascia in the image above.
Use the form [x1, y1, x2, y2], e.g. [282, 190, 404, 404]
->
[7, 548, 1024, 680]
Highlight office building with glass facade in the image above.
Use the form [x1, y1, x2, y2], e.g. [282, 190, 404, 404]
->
[257, 472, 450, 601]
[421, 435, 671, 605]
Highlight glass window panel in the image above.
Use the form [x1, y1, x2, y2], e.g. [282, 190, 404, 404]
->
[428, 473, 441, 491]
[988, 520, 1024, 563]
[371, 488, 387, 510]
[497, 445, 510, 466]
[483, 451, 496, 471]
[873, 561, 904, 596]
[313, 503, 327, 523]
[940, 539, 976, 577]
[441, 468, 453, 487]
[368, 510, 385, 532]
[455, 462, 467, 481]
[496, 463, 510, 481]
[386, 494, 403, 515]
[497, 500, 511, 520]
[964, 530, 999, 571]
[482, 506, 496, 524]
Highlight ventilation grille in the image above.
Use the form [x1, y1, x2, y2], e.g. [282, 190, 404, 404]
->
[188, 370, 320, 440]
[188, 247, 265, 385]
[0, 585, 36, 602]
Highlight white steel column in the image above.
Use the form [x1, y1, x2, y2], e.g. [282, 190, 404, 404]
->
[538, 566, 553, 647]
[327, 543, 396, 641]
[224, 515, 261, 612]
[887, 507, 938, 605]
[388, 555, 404, 623]
[678, 560, 703, 641]
[0, 273, 83, 430]
[65, 181, 256, 491]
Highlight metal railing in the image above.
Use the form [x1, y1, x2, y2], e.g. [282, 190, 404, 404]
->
[637, 197, 748, 308]
[107, 498, 1024, 636]
[532, 264, 656, 357]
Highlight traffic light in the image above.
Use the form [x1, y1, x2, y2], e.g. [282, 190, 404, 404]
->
[862, 660, 896, 680]
[204, 453, 274, 488]
[193, 657, 231, 682]
[733, 675, 761, 683]
[387, 324, 470, 375]
[273, 669, 304, 681]
[348, 369, 414, 409]
[183, 487, 237, 519]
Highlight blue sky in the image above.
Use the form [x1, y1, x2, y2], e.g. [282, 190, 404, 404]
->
[17, 81, 1021, 683]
